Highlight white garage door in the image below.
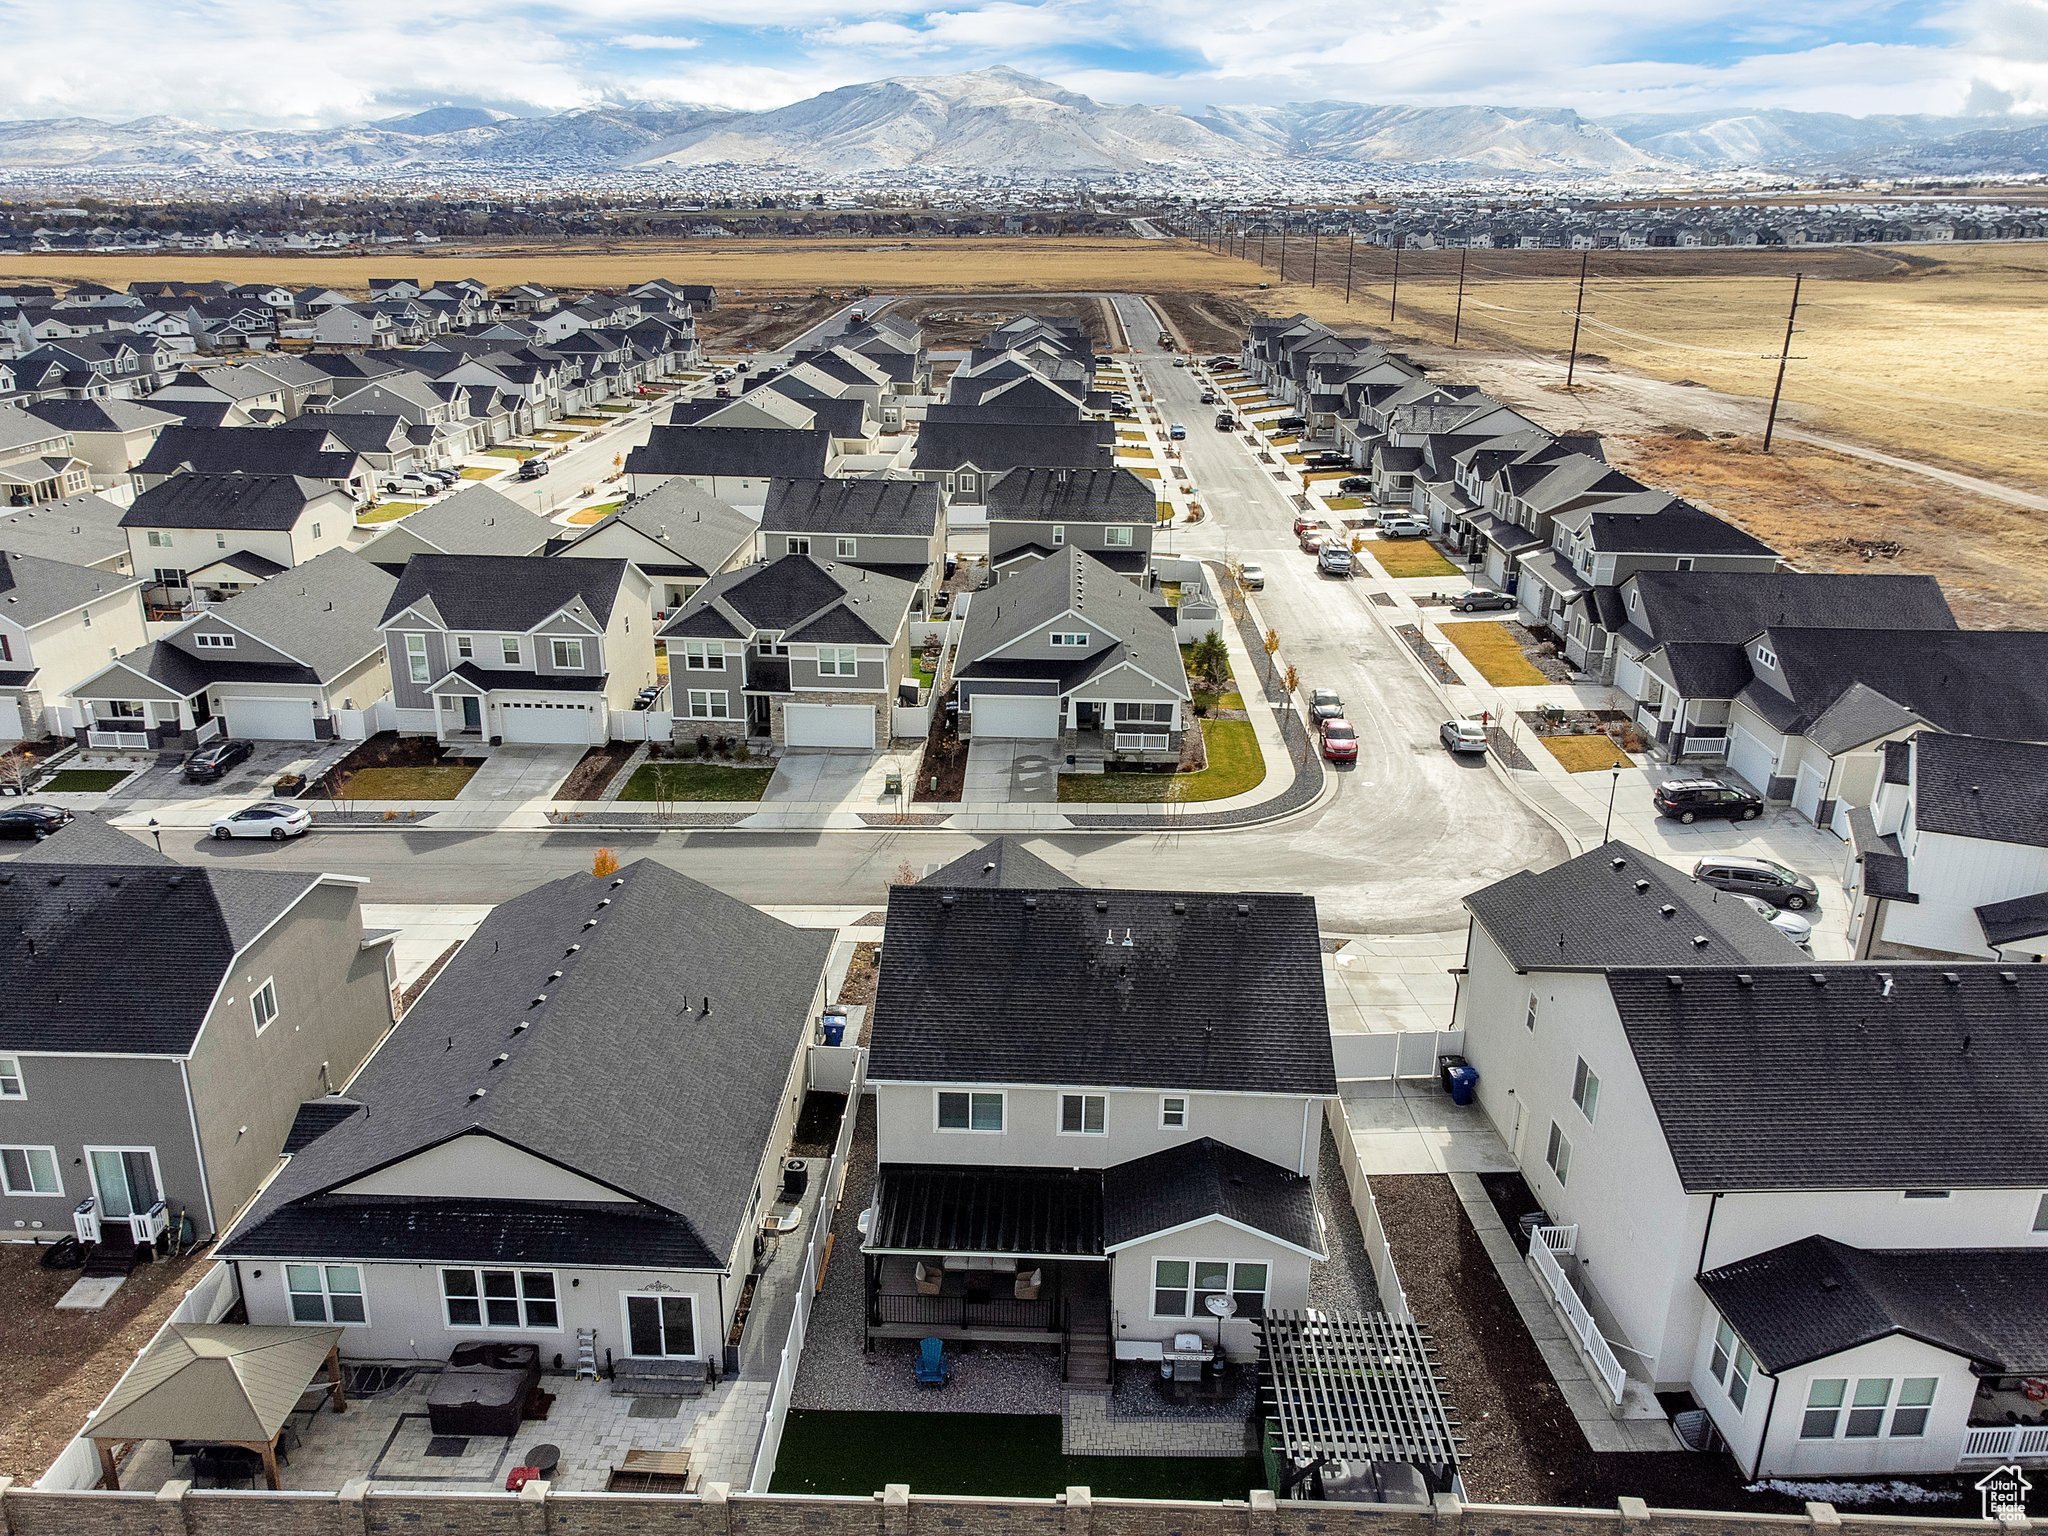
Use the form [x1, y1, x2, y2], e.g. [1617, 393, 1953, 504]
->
[1613, 651, 1644, 699]
[1726, 723, 1778, 795]
[783, 702, 876, 749]
[500, 699, 600, 744]
[220, 696, 317, 741]
[1792, 761, 1827, 822]
[970, 693, 1060, 740]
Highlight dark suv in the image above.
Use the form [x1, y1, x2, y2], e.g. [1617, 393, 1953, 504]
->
[1693, 855, 1821, 911]
[1654, 778, 1763, 824]
[183, 737, 255, 783]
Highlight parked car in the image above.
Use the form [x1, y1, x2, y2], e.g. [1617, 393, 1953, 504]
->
[1237, 561, 1265, 591]
[1377, 516, 1429, 538]
[1319, 718, 1359, 762]
[516, 458, 551, 481]
[382, 474, 437, 496]
[1169, 423, 1187, 440]
[1172, 358, 1188, 368]
[1439, 718, 1490, 754]
[1318, 543, 1355, 578]
[421, 467, 459, 487]
[1299, 531, 1328, 554]
[1276, 416, 1306, 431]
[209, 801, 313, 842]
[1199, 390, 1217, 405]
[1094, 353, 1113, 365]
[1293, 514, 1325, 536]
[0, 803, 72, 840]
[182, 737, 254, 784]
[1741, 894, 1814, 949]
[634, 683, 667, 711]
[1308, 688, 1345, 722]
[1654, 778, 1764, 823]
[1215, 413, 1237, 430]
[1449, 589, 1516, 613]
[1338, 475, 1371, 493]
[1306, 452, 1352, 469]
[1692, 855, 1820, 911]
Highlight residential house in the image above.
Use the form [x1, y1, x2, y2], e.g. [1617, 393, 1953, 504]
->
[0, 403, 93, 507]
[380, 555, 655, 745]
[148, 365, 296, 425]
[130, 425, 375, 507]
[0, 844, 396, 1245]
[757, 477, 944, 606]
[360, 486, 555, 572]
[312, 305, 396, 349]
[21, 399, 179, 488]
[0, 551, 147, 741]
[551, 480, 756, 618]
[985, 467, 1156, 586]
[217, 860, 830, 1370]
[659, 554, 917, 749]
[862, 877, 1335, 1371]
[121, 473, 356, 607]
[908, 422, 1114, 508]
[624, 425, 832, 503]
[952, 545, 1188, 768]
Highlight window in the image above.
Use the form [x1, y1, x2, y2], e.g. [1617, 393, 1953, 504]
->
[1800, 1377, 1933, 1439]
[310, 522, 323, 541]
[286, 1263, 366, 1325]
[79, 610, 89, 630]
[787, 536, 812, 556]
[1709, 1317, 1756, 1410]
[1114, 702, 1172, 724]
[1545, 1121, 1572, 1186]
[455, 636, 474, 661]
[0, 1058, 21, 1099]
[1674, 556, 1694, 571]
[153, 567, 187, 586]
[1160, 1095, 1187, 1129]
[1755, 645, 1777, 670]
[1903, 1188, 1951, 1200]
[502, 637, 522, 665]
[442, 1267, 559, 1330]
[250, 978, 278, 1034]
[1104, 526, 1134, 547]
[625, 1293, 696, 1358]
[146, 530, 172, 548]
[686, 690, 731, 720]
[1891, 1377, 1937, 1438]
[1626, 589, 1638, 612]
[0, 1146, 60, 1196]
[683, 641, 725, 670]
[936, 1090, 1004, 1132]
[837, 537, 858, 558]
[1051, 524, 1066, 546]
[193, 632, 236, 650]
[550, 638, 584, 669]
[405, 633, 429, 684]
[817, 646, 859, 677]
[1571, 1058, 1600, 1123]
[1050, 632, 1089, 648]
[1152, 1259, 1268, 1319]
[1059, 1093, 1106, 1135]
[1524, 993, 1539, 1032]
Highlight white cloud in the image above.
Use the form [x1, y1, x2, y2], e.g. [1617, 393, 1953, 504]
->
[613, 32, 703, 50]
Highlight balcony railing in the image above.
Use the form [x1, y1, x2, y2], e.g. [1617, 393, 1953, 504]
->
[870, 1291, 1058, 1334]
[88, 725, 149, 749]
[1962, 1424, 2048, 1462]
[1529, 1225, 1627, 1406]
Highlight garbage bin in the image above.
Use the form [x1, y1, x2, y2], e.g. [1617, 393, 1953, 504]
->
[821, 1010, 847, 1047]
[1437, 1053, 1469, 1095]
[1446, 1064, 1479, 1106]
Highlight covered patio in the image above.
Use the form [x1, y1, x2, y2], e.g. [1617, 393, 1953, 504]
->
[88, 1323, 346, 1490]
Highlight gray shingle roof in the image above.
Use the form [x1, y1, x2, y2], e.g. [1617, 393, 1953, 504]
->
[625, 425, 829, 482]
[955, 546, 1187, 699]
[121, 473, 336, 532]
[0, 493, 129, 567]
[0, 550, 136, 627]
[1606, 965, 2048, 1191]
[986, 467, 1157, 524]
[384, 553, 629, 632]
[559, 480, 756, 578]
[23, 397, 178, 435]
[868, 884, 1334, 1096]
[1584, 497, 1776, 558]
[1621, 571, 1955, 649]
[366, 486, 554, 559]
[921, 837, 1076, 890]
[1976, 890, 2048, 948]
[1103, 1138, 1320, 1252]
[1804, 681, 1926, 756]
[662, 553, 915, 647]
[1747, 628, 2048, 740]
[761, 477, 940, 539]
[195, 548, 396, 681]
[1910, 732, 2048, 848]
[133, 425, 360, 482]
[910, 420, 1113, 474]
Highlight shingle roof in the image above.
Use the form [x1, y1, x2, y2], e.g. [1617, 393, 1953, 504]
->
[760, 477, 941, 539]
[910, 420, 1114, 473]
[1699, 1236, 2048, 1373]
[1585, 497, 1776, 557]
[1103, 1138, 1319, 1253]
[1976, 890, 2048, 948]
[0, 550, 136, 627]
[219, 1194, 713, 1270]
[220, 862, 831, 1269]
[1621, 571, 1955, 649]
[956, 546, 1186, 699]
[561, 480, 755, 576]
[624, 425, 829, 482]
[1909, 732, 2048, 848]
[986, 467, 1157, 524]
[133, 425, 359, 482]
[1606, 964, 2048, 1191]
[1747, 628, 2048, 739]
[23, 397, 178, 435]
[0, 493, 129, 566]
[868, 884, 1334, 1095]
[0, 862, 324, 1054]
[1804, 682, 1926, 756]
[920, 837, 1076, 890]
[383, 553, 629, 632]
[194, 548, 396, 681]
[1847, 807, 1914, 901]
[365, 486, 553, 559]
[121, 473, 336, 531]
[662, 553, 915, 646]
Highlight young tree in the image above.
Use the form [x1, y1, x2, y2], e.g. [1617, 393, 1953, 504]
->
[592, 848, 620, 878]
[1282, 664, 1301, 696]
[1263, 627, 1281, 659]
[1189, 629, 1230, 689]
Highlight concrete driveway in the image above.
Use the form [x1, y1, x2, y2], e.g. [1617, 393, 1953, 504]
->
[104, 741, 348, 803]
[460, 745, 586, 801]
[965, 740, 1057, 804]
[764, 750, 879, 805]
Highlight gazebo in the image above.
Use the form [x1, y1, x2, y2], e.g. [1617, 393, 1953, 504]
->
[88, 1323, 347, 1490]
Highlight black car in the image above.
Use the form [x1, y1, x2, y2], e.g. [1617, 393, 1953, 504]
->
[1654, 778, 1764, 824]
[1198, 390, 1217, 404]
[0, 803, 72, 840]
[516, 458, 551, 481]
[1275, 416, 1307, 432]
[1306, 452, 1352, 468]
[1338, 475, 1371, 493]
[183, 737, 254, 783]
[1214, 413, 1237, 430]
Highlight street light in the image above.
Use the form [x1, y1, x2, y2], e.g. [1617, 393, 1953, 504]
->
[147, 817, 162, 855]
[1602, 765, 1622, 844]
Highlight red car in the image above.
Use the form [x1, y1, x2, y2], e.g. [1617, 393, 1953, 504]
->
[1299, 530, 1328, 554]
[1292, 514, 1323, 536]
[1320, 717, 1358, 762]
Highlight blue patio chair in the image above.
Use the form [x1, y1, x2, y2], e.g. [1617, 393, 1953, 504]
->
[914, 1337, 950, 1387]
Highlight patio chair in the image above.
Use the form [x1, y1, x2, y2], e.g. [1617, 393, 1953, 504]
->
[1013, 1267, 1042, 1301]
[913, 1261, 942, 1296]
[914, 1338, 950, 1388]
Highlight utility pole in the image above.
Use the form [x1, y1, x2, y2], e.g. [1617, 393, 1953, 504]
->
[1309, 227, 1319, 289]
[1259, 224, 1267, 266]
[1388, 236, 1403, 323]
[1451, 248, 1468, 347]
[1762, 271, 1803, 453]
[1278, 214, 1287, 282]
[1564, 249, 1590, 390]
[1343, 229, 1355, 303]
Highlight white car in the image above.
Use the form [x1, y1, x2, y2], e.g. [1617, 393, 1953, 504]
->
[1741, 894, 1814, 949]
[1238, 561, 1265, 591]
[209, 801, 313, 842]
[1440, 718, 1490, 754]
[1377, 516, 1430, 538]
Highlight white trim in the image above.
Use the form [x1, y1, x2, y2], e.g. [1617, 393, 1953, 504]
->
[250, 976, 279, 1035]
[1158, 1094, 1187, 1130]
[1056, 1091, 1106, 1136]
[1106, 1212, 1324, 1259]
[0, 1144, 64, 1197]
[284, 1261, 369, 1326]
[933, 1088, 1005, 1133]
[0, 1056, 22, 1100]
[1146, 1255, 1273, 1321]
[619, 1289, 702, 1359]
[82, 1144, 163, 1215]
[439, 1265, 563, 1331]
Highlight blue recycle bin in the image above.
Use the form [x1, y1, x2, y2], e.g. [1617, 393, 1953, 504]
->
[1446, 1064, 1479, 1106]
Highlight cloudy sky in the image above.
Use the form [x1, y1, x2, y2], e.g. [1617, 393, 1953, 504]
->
[5, 0, 2046, 124]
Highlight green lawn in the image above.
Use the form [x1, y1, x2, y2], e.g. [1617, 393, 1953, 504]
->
[1366, 539, 1462, 579]
[560, 415, 609, 427]
[1059, 719, 1264, 803]
[356, 502, 421, 524]
[337, 764, 479, 800]
[1438, 620, 1549, 687]
[770, 1411, 1264, 1500]
[1322, 495, 1365, 510]
[480, 445, 542, 460]
[458, 466, 502, 480]
[37, 768, 130, 793]
[532, 429, 580, 442]
[616, 762, 772, 801]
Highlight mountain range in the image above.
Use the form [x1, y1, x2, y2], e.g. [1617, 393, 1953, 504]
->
[0, 68, 2038, 181]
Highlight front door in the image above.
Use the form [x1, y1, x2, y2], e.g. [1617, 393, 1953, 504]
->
[747, 695, 772, 736]
[88, 1148, 159, 1220]
[625, 1293, 697, 1358]
[460, 696, 482, 734]
[1076, 702, 1101, 731]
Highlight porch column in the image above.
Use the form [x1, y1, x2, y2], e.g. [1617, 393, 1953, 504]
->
[94, 1439, 120, 1491]
[325, 1346, 347, 1413]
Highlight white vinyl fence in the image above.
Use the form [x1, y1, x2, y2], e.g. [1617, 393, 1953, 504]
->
[1528, 1225, 1626, 1406]
[1324, 1099, 1413, 1324]
[1330, 1028, 1464, 1083]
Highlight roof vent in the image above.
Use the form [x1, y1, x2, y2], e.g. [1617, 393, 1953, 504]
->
[611, 877, 625, 888]
[469, 1088, 487, 1101]
[1735, 974, 1753, 987]
[982, 861, 996, 874]
[1879, 973, 1894, 998]
[1610, 856, 1626, 870]
[549, 970, 563, 981]
[1634, 880, 1649, 893]
[566, 943, 580, 955]
[1819, 1276, 1840, 1293]
[583, 919, 597, 930]
[1171, 900, 1186, 915]
[1023, 896, 1038, 911]
[1942, 971, 1960, 985]
[1122, 928, 1135, 947]
[1810, 973, 1828, 986]
[1665, 974, 1683, 987]
[1659, 903, 1676, 918]
[513, 1021, 529, 1033]
[940, 892, 956, 908]
[1692, 935, 1709, 948]
[1235, 901, 1250, 917]
[2001, 970, 2019, 984]
[598, 898, 611, 907]
[531, 994, 546, 1007]
[47, 873, 64, 886]
[701, 996, 711, 1016]
[491, 1053, 508, 1068]
[1095, 898, 1110, 912]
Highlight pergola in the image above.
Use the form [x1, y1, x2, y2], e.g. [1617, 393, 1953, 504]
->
[88, 1323, 347, 1490]
[1255, 1309, 1462, 1499]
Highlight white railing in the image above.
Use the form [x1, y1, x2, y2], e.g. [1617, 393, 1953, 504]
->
[1324, 1099, 1413, 1324]
[1679, 734, 1731, 760]
[1635, 703, 1665, 734]
[1962, 1424, 2048, 1462]
[1329, 1028, 1465, 1082]
[1528, 1225, 1627, 1406]
[73, 1197, 99, 1246]
[87, 727, 148, 749]
[129, 1200, 169, 1247]
[1113, 730, 1170, 752]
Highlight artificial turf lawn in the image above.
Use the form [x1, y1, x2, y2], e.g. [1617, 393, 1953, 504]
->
[35, 769, 130, 793]
[1436, 621, 1549, 686]
[356, 502, 422, 523]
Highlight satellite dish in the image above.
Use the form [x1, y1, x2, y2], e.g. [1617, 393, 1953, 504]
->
[1204, 1293, 1237, 1318]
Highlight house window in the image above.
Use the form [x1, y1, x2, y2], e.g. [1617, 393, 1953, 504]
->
[286, 1263, 366, 1325]
[146, 530, 172, 548]
[0, 1057, 20, 1099]
[1625, 589, 1637, 612]
[250, 978, 279, 1034]
[1545, 1121, 1572, 1186]
[1051, 524, 1066, 546]
[787, 536, 812, 556]
[756, 640, 789, 657]
[817, 647, 859, 677]
[1059, 1093, 1107, 1135]
[1904, 1189, 1951, 1200]
[1674, 556, 1694, 571]
[1152, 1259, 1268, 1319]
[936, 1090, 1004, 1132]
[153, 567, 188, 586]
[455, 636, 474, 660]
[1525, 994, 1539, 1032]
[1160, 1095, 1187, 1129]
[1050, 632, 1089, 648]
[1104, 526, 1134, 547]
[1113, 702, 1171, 724]
[550, 638, 585, 670]
[0, 1146, 61, 1196]
[311, 522, 323, 541]
[405, 634, 429, 684]
[1571, 1058, 1600, 1123]
[683, 641, 725, 670]
[1800, 1377, 1937, 1440]
[1709, 1316, 1756, 1410]
[837, 537, 858, 558]
[503, 638, 522, 664]
[685, 690, 731, 720]
[193, 632, 235, 650]
[625, 1293, 696, 1358]
[1755, 645, 1777, 670]
[80, 610, 90, 630]
[442, 1268, 559, 1330]
[215, 532, 227, 548]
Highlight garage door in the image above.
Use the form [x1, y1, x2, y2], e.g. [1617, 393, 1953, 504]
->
[1726, 723, 1778, 796]
[1613, 651, 1644, 699]
[783, 702, 876, 749]
[969, 693, 1060, 740]
[1792, 761, 1827, 822]
[220, 696, 317, 741]
[500, 700, 600, 744]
